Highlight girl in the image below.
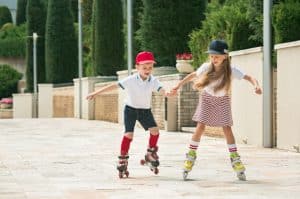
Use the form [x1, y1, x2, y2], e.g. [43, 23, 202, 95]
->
[171, 40, 262, 181]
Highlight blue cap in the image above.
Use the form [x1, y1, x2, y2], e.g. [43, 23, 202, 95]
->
[207, 40, 229, 54]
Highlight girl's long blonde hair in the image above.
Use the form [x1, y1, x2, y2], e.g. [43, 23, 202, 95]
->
[193, 57, 232, 92]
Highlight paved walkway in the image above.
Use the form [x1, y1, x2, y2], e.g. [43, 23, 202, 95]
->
[0, 119, 299, 199]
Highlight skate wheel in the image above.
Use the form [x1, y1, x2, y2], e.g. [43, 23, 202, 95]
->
[154, 168, 159, 175]
[237, 172, 246, 181]
[140, 159, 146, 165]
[183, 171, 188, 180]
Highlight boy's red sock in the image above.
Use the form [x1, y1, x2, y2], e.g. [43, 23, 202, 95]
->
[149, 133, 159, 148]
[120, 136, 132, 156]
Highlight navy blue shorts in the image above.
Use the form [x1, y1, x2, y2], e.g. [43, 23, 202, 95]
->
[124, 105, 157, 132]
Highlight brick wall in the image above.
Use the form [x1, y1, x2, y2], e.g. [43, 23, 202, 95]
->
[94, 83, 118, 123]
[53, 86, 74, 118]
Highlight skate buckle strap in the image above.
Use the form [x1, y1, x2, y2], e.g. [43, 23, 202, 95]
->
[118, 155, 129, 160]
[186, 154, 196, 161]
[147, 147, 158, 153]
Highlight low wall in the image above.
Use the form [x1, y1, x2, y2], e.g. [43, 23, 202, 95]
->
[275, 40, 300, 152]
[230, 47, 264, 146]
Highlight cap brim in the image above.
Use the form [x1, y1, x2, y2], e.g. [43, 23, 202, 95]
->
[137, 60, 156, 64]
[206, 50, 225, 55]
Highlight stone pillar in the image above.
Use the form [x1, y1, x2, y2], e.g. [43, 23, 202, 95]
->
[74, 76, 117, 120]
[38, 84, 53, 118]
[12, 93, 34, 118]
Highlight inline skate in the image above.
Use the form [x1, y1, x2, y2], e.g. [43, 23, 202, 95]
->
[140, 146, 159, 174]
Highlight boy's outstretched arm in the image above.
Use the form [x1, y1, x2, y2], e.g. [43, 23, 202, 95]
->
[243, 75, 262, 95]
[86, 83, 118, 100]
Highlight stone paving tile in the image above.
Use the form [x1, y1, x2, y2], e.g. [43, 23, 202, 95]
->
[0, 118, 300, 199]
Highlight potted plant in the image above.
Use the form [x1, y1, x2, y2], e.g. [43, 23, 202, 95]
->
[0, 98, 13, 109]
[176, 53, 194, 73]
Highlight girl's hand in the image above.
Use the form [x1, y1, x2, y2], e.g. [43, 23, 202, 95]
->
[86, 93, 96, 100]
[254, 85, 262, 95]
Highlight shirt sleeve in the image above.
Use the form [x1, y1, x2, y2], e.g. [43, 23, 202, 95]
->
[118, 75, 132, 90]
[231, 66, 245, 80]
[196, 63, 210, 77]
[152, 77, 163, 92]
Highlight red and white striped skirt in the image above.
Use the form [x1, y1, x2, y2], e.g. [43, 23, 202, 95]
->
[192, 91, 233, 127]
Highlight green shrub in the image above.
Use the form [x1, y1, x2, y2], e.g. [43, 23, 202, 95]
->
[0, 23, 26, 57]
[0, 64, 23, 98]
[273, 0, 300, 44]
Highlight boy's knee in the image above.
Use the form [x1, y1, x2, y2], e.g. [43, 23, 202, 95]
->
[124, 132, 134, 139]
[149, 127, 159, 135]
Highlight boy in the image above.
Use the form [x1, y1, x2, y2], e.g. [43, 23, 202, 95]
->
[87, 51, 170, 178]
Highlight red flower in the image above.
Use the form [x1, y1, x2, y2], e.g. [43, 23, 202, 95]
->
[176, 53, 193, 60]
[0, 98, 13, 104]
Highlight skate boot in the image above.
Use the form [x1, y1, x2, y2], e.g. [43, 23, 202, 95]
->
[183, 149, 197, 180]
[230, 152, 246, 181]
[117, 155, 129, 178]
[140, 146, 159, 174]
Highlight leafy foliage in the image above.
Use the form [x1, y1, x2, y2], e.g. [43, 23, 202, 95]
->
[138, 0, 207, 66]
[272, 0, 300, 43]
[0, 24, 26, 57]
[0, 64, 22, 98]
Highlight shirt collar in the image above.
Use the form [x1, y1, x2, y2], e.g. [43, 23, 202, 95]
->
[136, 73, 152, 82]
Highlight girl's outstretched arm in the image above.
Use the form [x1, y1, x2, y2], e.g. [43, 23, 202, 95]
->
[170, 72, 197, 95]
[243, 75, 262, 95]
[86, 83, 118, 100]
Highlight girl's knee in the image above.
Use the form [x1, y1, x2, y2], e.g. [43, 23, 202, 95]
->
[222, 126, 232, 133]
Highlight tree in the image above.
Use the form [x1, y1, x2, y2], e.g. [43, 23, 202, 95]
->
[0, 6, 13, 28]
[26, 0, 46, 92]
[138, 0, 207, 66]
[71, 0, 78, 23]
[83, 0, 93, 24]
[45, 0, 78, 83]
[16, 0, 27, 25]
[93, 0, 124, 75]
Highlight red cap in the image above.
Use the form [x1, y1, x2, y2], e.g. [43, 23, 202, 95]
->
[135, 51, 156, 64]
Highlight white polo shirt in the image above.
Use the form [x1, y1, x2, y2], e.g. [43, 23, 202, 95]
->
[196, 62, 245, 96]
[118, 73, 162, 109]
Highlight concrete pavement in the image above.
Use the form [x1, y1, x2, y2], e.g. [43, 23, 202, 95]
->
[0, 118, 300, 199]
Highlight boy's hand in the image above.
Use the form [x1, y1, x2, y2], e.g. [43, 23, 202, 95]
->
[164, 90, 176, 97]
